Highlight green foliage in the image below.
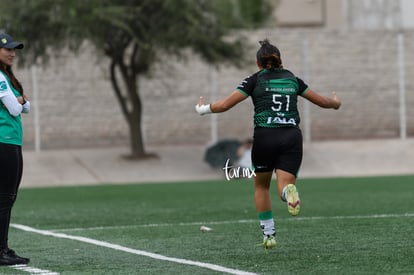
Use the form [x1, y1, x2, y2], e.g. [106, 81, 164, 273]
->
[212, 0, 274, 28]
[0, 0, 273, 67]
[0, 1, 71, 64]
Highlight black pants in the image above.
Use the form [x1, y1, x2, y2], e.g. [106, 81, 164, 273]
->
[0, 143, 23, 250]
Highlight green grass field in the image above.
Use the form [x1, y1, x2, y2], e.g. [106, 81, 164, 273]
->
[2, 175, 413, 274]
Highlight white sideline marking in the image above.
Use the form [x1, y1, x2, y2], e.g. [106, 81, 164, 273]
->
[52, 219, 257, 232]
[295, 213, 414, 220]
[10, 224, 257, 275]
[11, 264, 59, 274]
[51, 212, 414, 232]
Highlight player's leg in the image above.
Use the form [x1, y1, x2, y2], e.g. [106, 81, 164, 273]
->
[276, 169, 300, 216]
[254, 171, 276, 248]
[254, 172, 272, 212]
[274, 128, 303, 216]
[0, 144, 29, 265]
[251, 127, 279, 248]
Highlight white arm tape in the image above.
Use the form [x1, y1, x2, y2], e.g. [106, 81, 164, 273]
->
[195, 104, 212, 115]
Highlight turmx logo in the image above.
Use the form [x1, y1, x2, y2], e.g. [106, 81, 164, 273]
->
[222, 159, 256, 181]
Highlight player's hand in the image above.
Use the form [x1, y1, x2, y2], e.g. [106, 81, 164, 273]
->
[17, 96, 26, 105]
[195, 96, 212, 115]
[331, 91, 341, 110]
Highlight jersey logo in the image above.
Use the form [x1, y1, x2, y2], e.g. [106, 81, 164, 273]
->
[267, 116, 297, 125]
[0, 81, 8, 92]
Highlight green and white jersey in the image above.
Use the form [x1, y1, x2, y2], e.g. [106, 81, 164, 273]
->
[0, 71, 23, 145]
[236, 69, 309, 128]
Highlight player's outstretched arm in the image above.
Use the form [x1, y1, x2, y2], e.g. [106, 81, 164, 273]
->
[303, 90, 341, 110]
[195, 90, 247, 115]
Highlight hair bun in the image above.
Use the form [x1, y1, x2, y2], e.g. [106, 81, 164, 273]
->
[259, 39, 270, 47]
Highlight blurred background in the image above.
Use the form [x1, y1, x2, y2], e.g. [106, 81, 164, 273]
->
[1, 0, 413, 186]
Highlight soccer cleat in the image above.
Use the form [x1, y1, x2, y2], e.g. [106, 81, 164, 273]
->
[285, 184, 300, 216]
[0, 248, 30, 265]
[262, 235, 276, 249]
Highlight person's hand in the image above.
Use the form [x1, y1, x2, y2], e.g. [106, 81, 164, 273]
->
[331, 91, 341, 110]
[195, 96, 212, 115]
[17, 96, 26, 105]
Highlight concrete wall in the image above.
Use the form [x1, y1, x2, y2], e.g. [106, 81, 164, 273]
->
[17, 29, 414, 149]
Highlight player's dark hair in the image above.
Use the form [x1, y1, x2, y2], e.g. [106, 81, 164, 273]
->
[256, 39, 282, 70]
[0, 63, 24, 95]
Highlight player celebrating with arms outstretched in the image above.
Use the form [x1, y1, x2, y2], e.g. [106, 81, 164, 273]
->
[195, 39, 341, 249]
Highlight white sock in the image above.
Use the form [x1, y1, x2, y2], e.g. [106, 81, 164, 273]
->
[260, 218, 275, 238]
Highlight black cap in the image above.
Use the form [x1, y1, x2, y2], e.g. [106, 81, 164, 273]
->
[0, 33, 24, 49]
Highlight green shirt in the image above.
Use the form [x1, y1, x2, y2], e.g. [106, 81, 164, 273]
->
[236, 69, 309, 128]
[0, 71, 23, 145]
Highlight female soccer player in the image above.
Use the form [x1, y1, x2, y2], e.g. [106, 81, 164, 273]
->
[195, 39, 341, 249]
[0, 33, 30, 264]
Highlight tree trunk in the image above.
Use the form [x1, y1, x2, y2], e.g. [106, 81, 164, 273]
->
[109, 59, 157, 160]
[125, 94, 157, 160]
